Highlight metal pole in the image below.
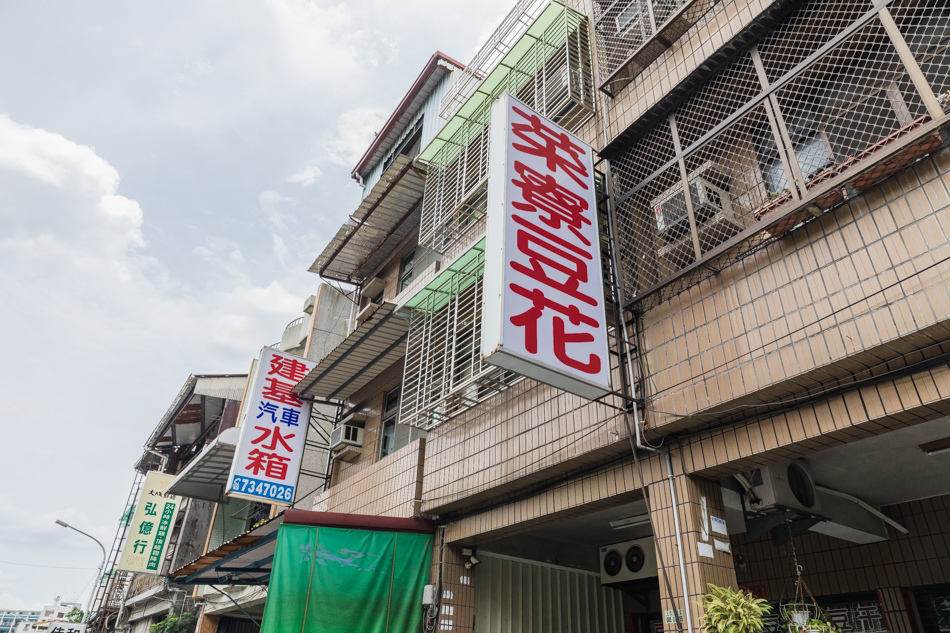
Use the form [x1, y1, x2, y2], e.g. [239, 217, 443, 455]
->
[56, 520, 108, 624]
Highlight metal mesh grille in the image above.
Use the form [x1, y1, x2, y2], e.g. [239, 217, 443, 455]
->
[593, 0, 718, 96]
[890, 0, 950, 103]
[399, 244, 522, 430]
[420, 6, 595, 254]
[610, 0, 950, 309]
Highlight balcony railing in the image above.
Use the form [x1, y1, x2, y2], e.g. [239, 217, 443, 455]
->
[418, 2, 594, 255]
[610, 0, 950, 309]
[593, 0, 717, 96]
[399, 239, 523, 430]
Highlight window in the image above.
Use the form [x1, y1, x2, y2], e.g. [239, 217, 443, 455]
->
[378, 388, 401, 459]
[615, 1, 641, 36]
[378, 387, 426, 459]
[399, 249, 417, 292]
[764, 133, 833, 196]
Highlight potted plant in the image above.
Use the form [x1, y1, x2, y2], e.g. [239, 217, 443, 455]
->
[700, 583, 773, 633]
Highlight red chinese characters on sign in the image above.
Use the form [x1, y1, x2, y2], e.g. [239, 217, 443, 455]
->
[242, 354, 309, 480]
[505, 104, 604, 376]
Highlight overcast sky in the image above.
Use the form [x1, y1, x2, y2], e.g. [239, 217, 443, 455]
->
[0, 0, 512, 610]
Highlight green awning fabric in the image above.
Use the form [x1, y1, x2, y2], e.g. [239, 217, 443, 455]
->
[261, 524, 433, 633]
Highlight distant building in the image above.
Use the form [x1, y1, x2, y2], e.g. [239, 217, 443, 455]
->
[0, 609, 40, 633]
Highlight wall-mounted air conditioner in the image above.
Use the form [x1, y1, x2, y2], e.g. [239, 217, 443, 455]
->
[355, 302, 378, 326]
[652, 175, 734, 244]
[329, 425, 364, 462]
[746, 461, 821, 516]
[599, 537, 658, 585]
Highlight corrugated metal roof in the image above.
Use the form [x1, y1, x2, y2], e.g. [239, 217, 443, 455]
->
[165, 427, 240, 502]
[310, 155, 425, 283]
[194, 375, 248, 402]
[292, 302, 409, 401]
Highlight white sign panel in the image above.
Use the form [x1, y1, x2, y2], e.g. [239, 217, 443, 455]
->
[48, 624, 86, 633]
[226, 347, 316, 505]
[117, 471, 181, 574]
[482, 93, 611, 399]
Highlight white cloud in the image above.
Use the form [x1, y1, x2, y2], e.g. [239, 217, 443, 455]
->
[287, 164, 322, 186]
[325, 107, 387, 167]
[266, 0, 381, 80]
[0, 114, 145, 263]
[0, 117, 312, 605]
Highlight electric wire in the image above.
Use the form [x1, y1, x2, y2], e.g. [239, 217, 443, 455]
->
[0, 560, 97, 570]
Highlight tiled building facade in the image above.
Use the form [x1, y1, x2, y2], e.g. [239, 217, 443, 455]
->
[275, 0, 950, 631]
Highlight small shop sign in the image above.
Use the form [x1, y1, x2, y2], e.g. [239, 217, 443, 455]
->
[116, 471, 181, 574]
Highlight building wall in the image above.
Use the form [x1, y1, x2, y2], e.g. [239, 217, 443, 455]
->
[312, 438, 424, 518]
[639, 149, 950, 432]
[734, 493, 950, 630]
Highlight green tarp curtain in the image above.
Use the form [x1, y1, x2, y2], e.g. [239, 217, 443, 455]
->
[261, 524, 433, 633]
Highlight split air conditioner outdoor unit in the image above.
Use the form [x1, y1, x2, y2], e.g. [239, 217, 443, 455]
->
[599, 537, 658, 585]
[652, 176, 735, 244]
[329, 425, 364, 462]
[746, 461, 821, 516]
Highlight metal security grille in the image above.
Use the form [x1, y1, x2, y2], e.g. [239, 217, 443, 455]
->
[399, 243, 522, 430]
[593, 0, 717, 96]
[419, 4, 594, 255]
[610, 0, 950, 309]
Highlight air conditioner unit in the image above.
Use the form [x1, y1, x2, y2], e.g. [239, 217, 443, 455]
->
[329, 425, 364, 462]
[599, 537, 658, 585]
[652, 176, 734, 244]
[747, 461, 821, 516]
[355, 302, 378, 325]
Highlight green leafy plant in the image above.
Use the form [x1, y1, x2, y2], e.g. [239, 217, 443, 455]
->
[148, 612, 195, 633]
[700, 583, 772, 633]
[65, 607, 83, 623]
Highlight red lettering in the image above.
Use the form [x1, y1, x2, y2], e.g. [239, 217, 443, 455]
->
[511, 105, 589, 189]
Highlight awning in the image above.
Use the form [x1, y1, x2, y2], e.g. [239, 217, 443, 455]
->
[169, 514, 282, 586]
[397, 236, 485, 313]
[168, 510, 434, 587]
[165, 427, 240, 502]
[292, 302, 409, 401]
[310, 155, 425, 283]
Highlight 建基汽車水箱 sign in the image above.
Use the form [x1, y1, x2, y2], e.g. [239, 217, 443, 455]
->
[226, 347, 316, 506]
[117, 471, 181, 574]
[482, 94, 611, 400]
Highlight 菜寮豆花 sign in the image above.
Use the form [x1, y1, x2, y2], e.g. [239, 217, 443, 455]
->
[117, 471, 181, 574]
[481, 93, 611, 400]
[226, 347, 316, 506]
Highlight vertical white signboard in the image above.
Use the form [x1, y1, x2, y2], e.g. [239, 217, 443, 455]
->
[117, 471, 181, 574]
[482, 94, 611, 399]
[226, 347, 316, 505]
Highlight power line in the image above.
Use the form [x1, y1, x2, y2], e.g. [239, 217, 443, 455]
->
[0, 560, 96, 570]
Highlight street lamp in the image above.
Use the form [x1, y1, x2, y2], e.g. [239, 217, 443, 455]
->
[56, 520, 108, 624]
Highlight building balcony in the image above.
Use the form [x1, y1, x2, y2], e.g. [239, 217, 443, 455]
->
[417, 2, 594, 256]
[609, 0, 950, 309]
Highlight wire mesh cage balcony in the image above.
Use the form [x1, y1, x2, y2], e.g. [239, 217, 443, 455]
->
[593, 0, 718, 97]
[418, 2, 595, 256]
[609, 0, 950, 309]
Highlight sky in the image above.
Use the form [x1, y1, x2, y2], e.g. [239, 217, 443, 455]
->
[0, 0, 513, 610]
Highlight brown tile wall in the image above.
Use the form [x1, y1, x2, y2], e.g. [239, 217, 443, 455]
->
[441, 361, 950, 543]
[428, 539, 477, 633]
[733, 494, 950, 630]
[311, 438, 424, 518]
[639, 149, 950, 433]
[648, 476, 738, 632]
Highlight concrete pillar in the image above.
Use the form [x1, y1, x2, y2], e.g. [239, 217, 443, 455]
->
[429, 542, 476, 633]
[648, 475, 738, 632]
[193, 608, 219, 633]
